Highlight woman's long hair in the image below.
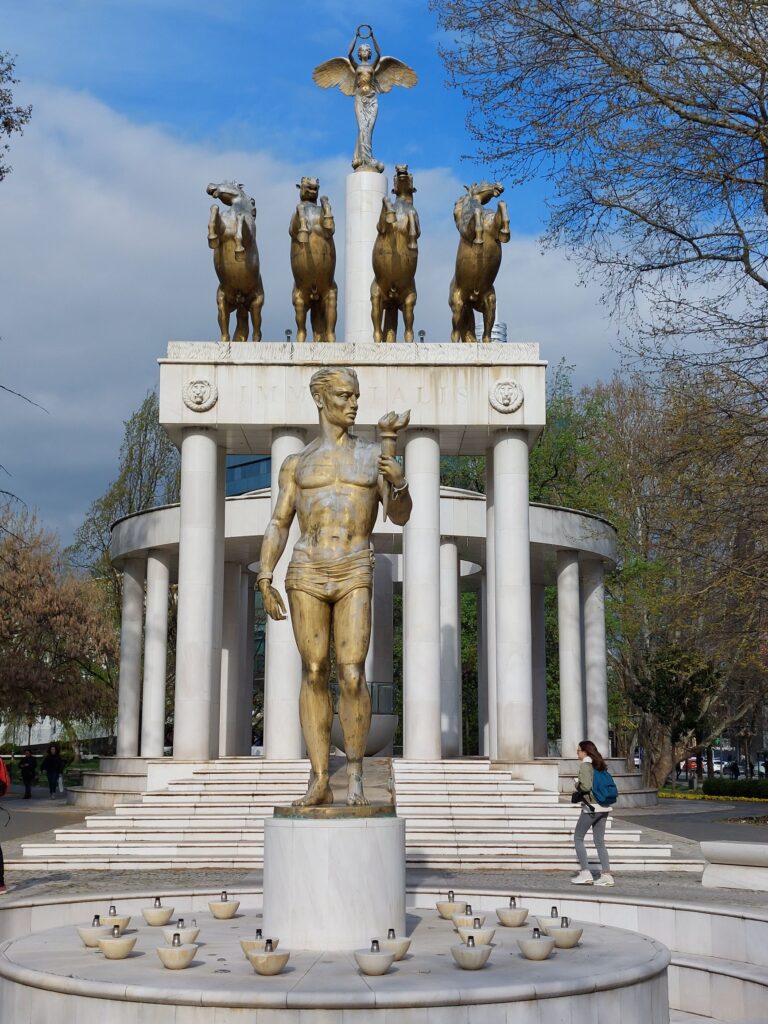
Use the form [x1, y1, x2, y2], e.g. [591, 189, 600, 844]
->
[578, 740, 607, 772]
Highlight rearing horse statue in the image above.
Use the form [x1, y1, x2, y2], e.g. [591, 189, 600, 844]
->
[449, 182, 510, 343]
[371, 164, 420, 343]
[207, 181, 264, 343]
[289, 176, 337, 343]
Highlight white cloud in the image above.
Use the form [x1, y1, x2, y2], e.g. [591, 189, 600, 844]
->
[0, 85, 617, 543]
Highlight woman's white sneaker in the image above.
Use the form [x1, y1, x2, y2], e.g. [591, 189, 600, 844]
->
[570, 870, 594, 885]
[594, 873, 615, 886]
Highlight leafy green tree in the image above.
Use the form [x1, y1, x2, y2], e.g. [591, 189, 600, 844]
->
[0, 51, 31, 182]
[0, 510, 117, 731]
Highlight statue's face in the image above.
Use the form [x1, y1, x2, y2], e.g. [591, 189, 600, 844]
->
[317, 373, 359, 427]
[358, 44, 372, 63]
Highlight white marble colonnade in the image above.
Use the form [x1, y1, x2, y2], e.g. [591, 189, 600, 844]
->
[110, 343, 616, 768]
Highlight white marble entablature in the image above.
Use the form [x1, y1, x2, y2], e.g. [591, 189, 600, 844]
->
[159, 342, 547, 455]
[109, 488, 618, 582]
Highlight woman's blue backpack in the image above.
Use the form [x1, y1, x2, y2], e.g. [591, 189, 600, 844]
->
[592, 768, 619, 805]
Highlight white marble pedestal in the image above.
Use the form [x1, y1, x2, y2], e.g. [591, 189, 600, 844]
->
[262, 813, 405, 950]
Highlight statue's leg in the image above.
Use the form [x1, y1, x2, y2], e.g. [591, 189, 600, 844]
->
[463, 304, 477, 344]
[402, 289, 417, 343]
[497, 200, 510, 243]
[324, 284, 338, 343]
[287, 589, 334, 806]
[309, 300, 324, 344]
[371, 282, 384, 343]
[407, 210, 418, 251]
[449, 282, 464, 344]
[383, 303, 398, 344]
[333, 587, 372, 806]
[293, 287, 307, 344]
[216, 287, 231, 343]
[481, 289, 497, 343]
[207, 206, 220, 248]
[473, 208, 484, 245]
[233, 306, 249, 342]
[249, 284, 264, 344]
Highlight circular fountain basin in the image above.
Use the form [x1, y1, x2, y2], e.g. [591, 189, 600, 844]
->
[0, 907, 670, 1023]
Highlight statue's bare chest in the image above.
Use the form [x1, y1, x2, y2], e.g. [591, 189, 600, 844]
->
[296, 444, 379, 490]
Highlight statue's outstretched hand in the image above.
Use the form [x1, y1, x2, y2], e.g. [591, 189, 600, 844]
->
[259, 581, 287, 621]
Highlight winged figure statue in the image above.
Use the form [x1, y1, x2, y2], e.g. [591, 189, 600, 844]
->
[313, 24, 417, 173]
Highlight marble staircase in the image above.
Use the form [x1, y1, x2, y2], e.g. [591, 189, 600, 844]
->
[393, 759, 698, 871]
[17, 756, 699, 871]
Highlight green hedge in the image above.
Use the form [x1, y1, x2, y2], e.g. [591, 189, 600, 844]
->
[702, 778, 768, 798]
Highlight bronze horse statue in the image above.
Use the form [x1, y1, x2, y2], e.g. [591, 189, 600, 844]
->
[371, 164, 420, 343]
[289, 177, 337, 343]
[449, 181, 510, 343]
[207, 181, 264, 342]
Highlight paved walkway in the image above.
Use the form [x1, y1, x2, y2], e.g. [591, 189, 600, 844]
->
[4, 787, 768, 913]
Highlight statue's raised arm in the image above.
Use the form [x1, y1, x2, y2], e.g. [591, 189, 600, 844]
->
[313, 24, 417, 173]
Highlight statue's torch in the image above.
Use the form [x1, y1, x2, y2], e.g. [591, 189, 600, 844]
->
[378, 409, 411, 522]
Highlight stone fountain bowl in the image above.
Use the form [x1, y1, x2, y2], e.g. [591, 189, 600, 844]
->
[76, 924, 111, 948]
[548, 925, 583, 949]
[517, 935, 556, 961]
[97, 934, 137, 960]
[247, 949, 291, 976]
[156, 943, 198, 970]
[452, 912, 486, 930]
[104, 915, 131, 935]
[380, 935, 411, 961]
[162, 926, 200, 945]
[353, 949, 396, 976]
[435, 900, 464, 920]
[451, 942, 492, 970]
[496, 906, 529, 928]
[457, 924, 496, 946]
[240, 937, 279, 957]
[208, 899, 239, 919]
[142, 907, 175, 927]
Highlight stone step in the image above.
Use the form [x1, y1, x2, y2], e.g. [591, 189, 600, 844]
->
[80, 772, 149, 792]
[65, 788, 144, 809]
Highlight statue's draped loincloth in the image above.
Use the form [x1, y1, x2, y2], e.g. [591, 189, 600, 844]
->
[285, 548, 374, 603]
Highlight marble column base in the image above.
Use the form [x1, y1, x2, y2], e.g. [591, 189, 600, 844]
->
[262, 815, 405, 950]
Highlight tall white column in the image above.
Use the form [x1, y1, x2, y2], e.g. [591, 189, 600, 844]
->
[477, 576, 489, 756]
[557, 549, 585, 756]
[140, 549, 170, 758]
[239, 572, 255, 755]
[583, 560, 610, 753]
[219, 561, 242, 756]
[209, 446, 226, 758]
[264, 429, 305, 759]
[173, 429, 221, 759]
[484, 450, 499, 760]
[493, 430, 534, 762]
[344, 171, 387, 343]
[440, 538, 461, 757]
[403, 429, 442, 759]
[116, 556, 146, 757]
[531, 582, 548, 757]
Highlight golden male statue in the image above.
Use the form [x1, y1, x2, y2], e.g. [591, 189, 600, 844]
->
[257, 368, 411, 807]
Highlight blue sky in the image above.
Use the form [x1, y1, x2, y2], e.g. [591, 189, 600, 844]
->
[1, 1, 616, 543]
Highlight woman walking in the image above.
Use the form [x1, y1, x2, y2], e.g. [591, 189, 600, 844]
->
[571, 739, 614, 886]
[40, 743, 65, 799]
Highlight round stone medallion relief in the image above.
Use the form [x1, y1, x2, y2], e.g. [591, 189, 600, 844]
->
[489, 378, 524, 414]
[183, 378, 218, 412]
